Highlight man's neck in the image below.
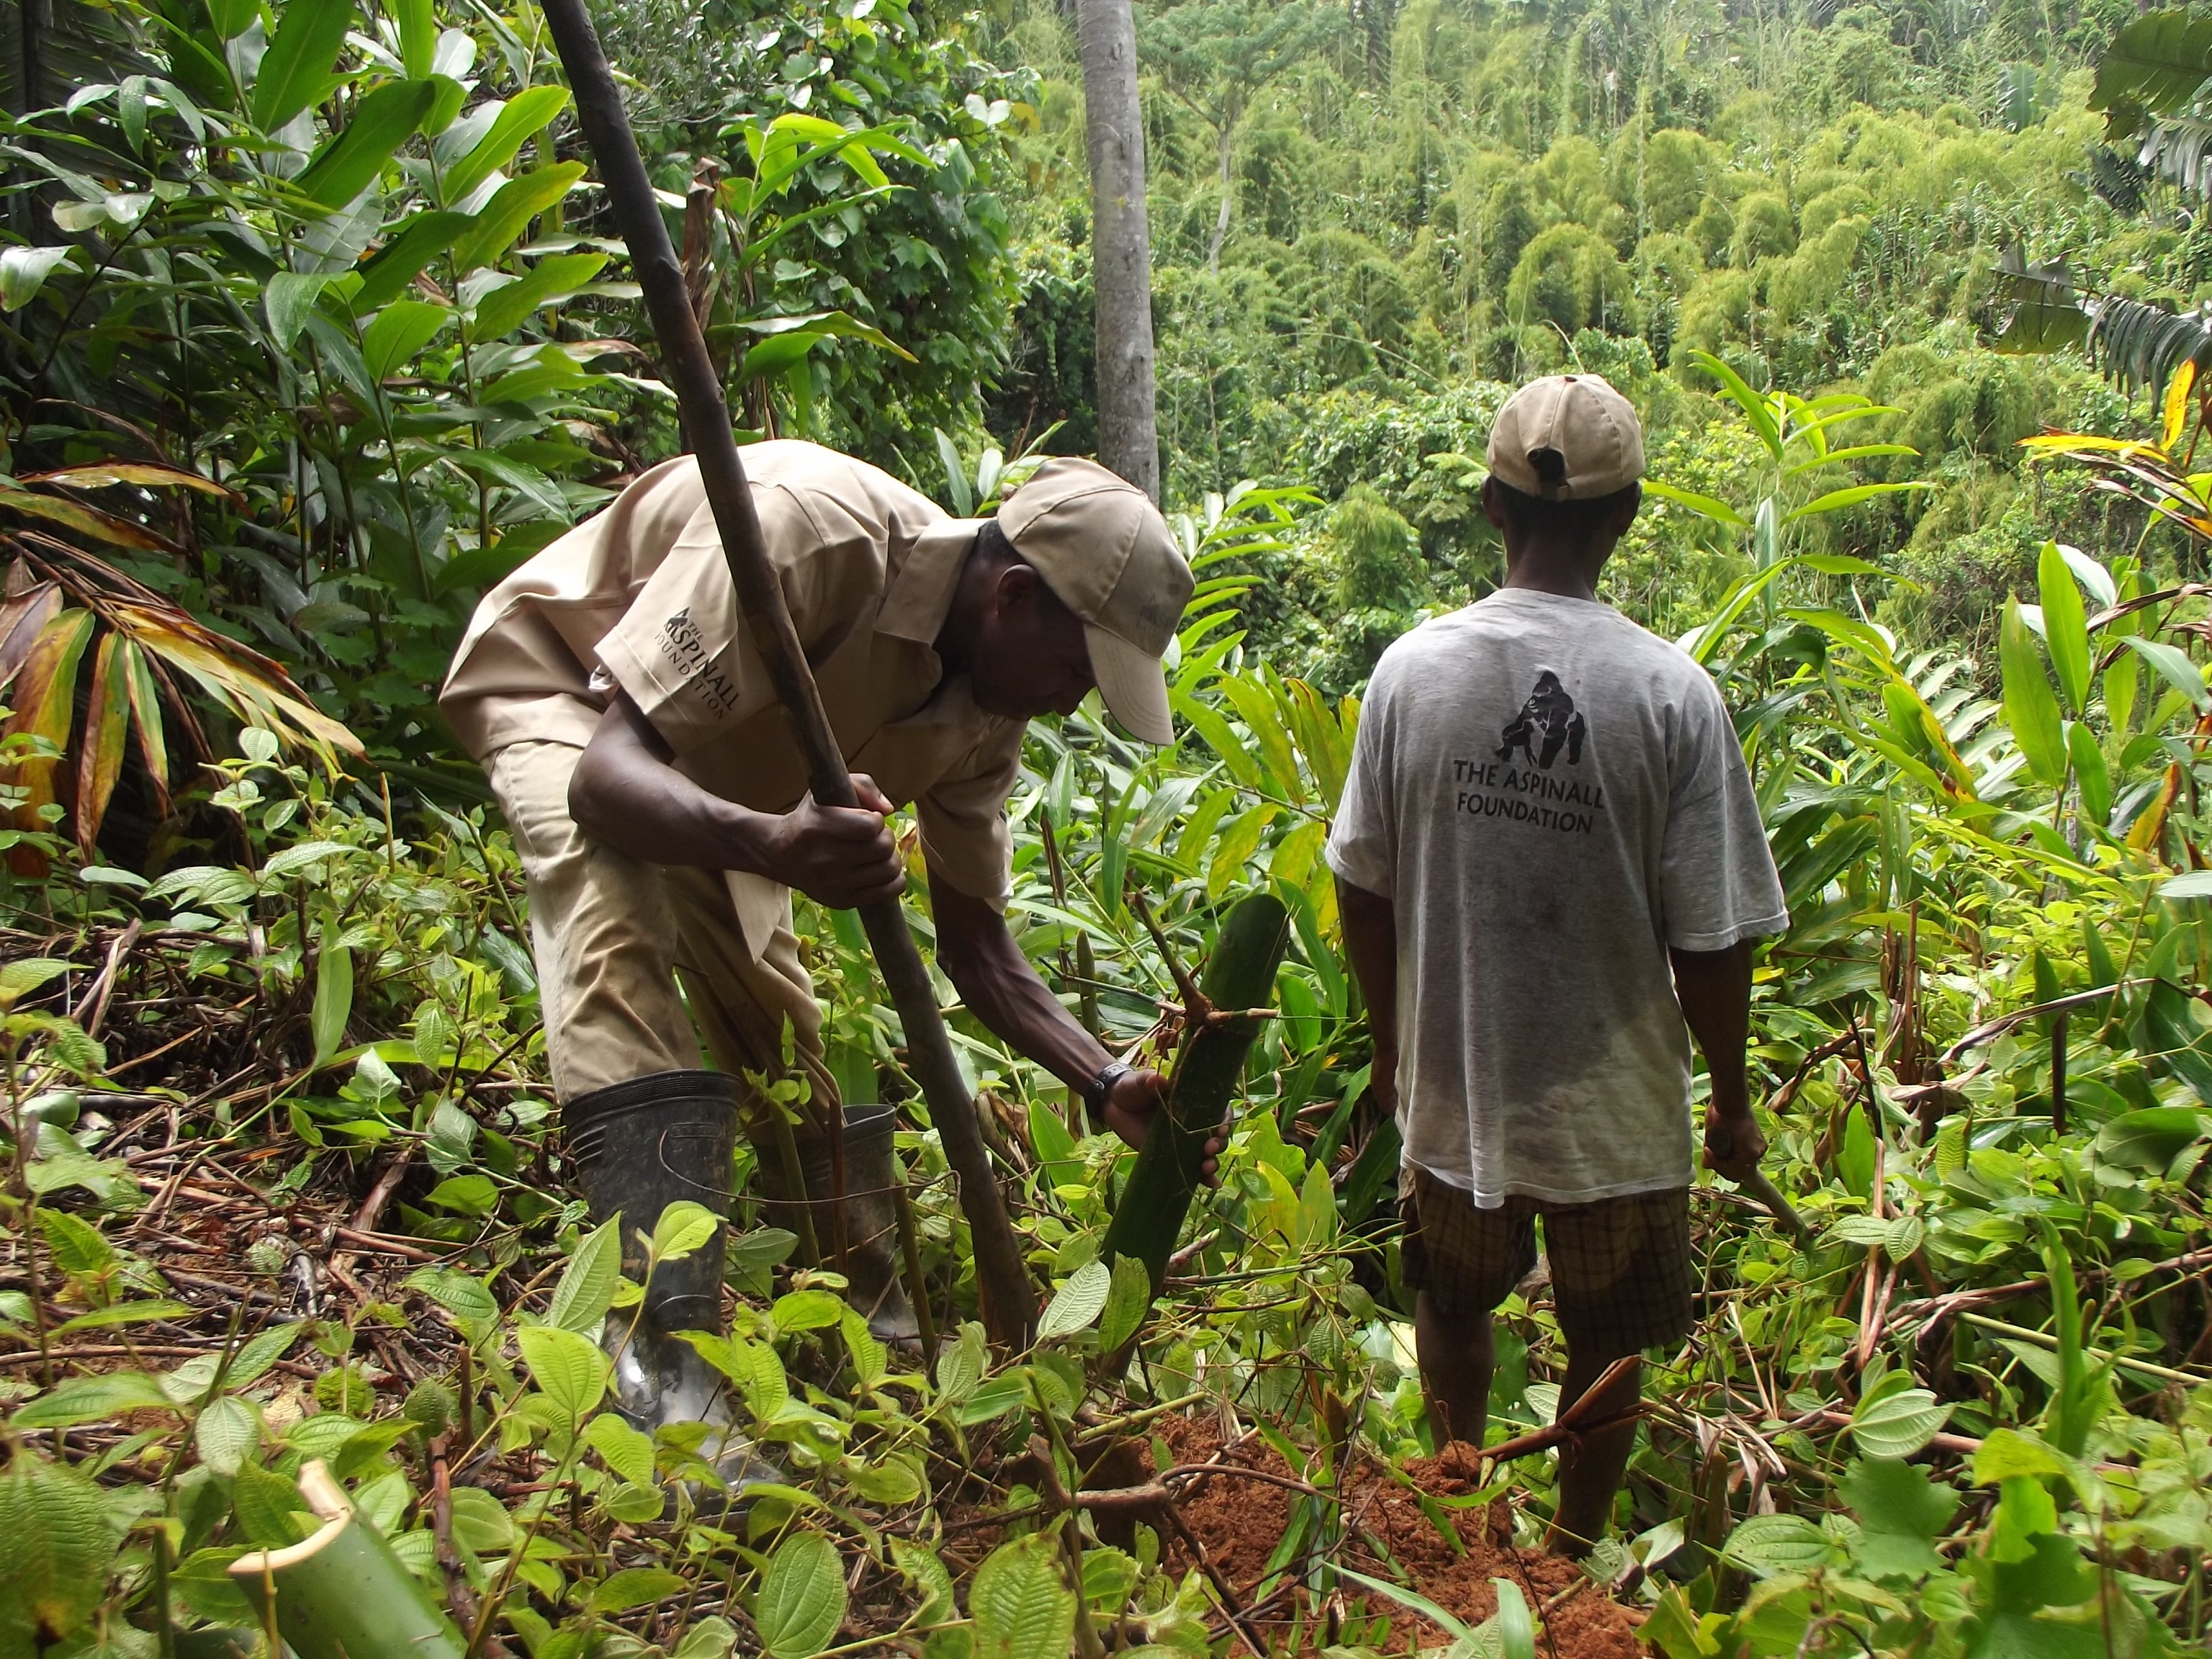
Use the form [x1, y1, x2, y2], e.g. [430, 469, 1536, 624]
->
[1499, 541, 1607, 603]
[932, 538, 992, 678]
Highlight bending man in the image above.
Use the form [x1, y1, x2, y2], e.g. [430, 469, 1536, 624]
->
[441, 443, 1191, 1462]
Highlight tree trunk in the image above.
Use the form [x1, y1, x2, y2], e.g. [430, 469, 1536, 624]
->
[1206, 120, 1231, 275]
[1074, 0, 1159, 501]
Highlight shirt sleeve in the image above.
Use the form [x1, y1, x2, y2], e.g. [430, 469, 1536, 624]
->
[1323, 657, 1398, 899]
[1658, 676, 1789, 951]
[916, 718, 1025, 908]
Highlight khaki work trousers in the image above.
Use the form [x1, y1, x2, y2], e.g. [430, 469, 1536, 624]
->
[486, 739, 837, 1119]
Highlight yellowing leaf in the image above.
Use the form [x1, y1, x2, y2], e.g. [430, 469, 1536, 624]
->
[18, 462, 236, 498]
[73, 631, 128, 857]
[0, 485, 168, 549]
[2165, 358, 2198, 451]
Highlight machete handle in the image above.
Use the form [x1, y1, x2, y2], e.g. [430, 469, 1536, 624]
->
[1735, 1166, 1814, 1243]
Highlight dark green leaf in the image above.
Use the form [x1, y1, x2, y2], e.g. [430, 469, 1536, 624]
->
[252, 0, 360, 132]
[295, 79, 436, 208]
[352, 211, 472, 312]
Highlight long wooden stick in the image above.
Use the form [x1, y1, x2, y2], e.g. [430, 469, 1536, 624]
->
[535, 0, 1037, 1346]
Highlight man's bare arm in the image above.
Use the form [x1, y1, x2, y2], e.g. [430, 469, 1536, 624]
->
[1670, 940, 1766, 1178]
[567, 691, 906, 909]
[932, 871, 1217, 1174]
[1335, 874, 1400, 1111]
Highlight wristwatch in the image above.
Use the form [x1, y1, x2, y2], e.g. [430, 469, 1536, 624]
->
[1082, 1061, 1133, 1118]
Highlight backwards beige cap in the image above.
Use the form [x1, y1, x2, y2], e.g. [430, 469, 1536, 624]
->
[997, 458, 1192, 745]
[1486, 374, 1645, 501]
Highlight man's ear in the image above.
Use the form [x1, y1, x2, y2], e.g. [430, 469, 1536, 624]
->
[1608, 482, 1643, 539]
[994, 560, 1042, 613]
[1480, 475, 1508, 530]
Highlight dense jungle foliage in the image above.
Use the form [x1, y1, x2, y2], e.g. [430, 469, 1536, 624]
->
[3, 0, 2212, 1655]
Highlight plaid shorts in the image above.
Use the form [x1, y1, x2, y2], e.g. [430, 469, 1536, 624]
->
[1398, 1165, 1694, 1355]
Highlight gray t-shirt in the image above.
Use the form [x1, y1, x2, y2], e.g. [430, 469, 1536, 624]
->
[1324, 588, 1788, 1207]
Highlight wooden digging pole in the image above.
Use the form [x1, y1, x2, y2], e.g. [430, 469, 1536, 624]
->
[536, 0, 1038, 1348]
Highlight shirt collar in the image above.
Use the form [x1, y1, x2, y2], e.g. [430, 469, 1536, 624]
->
[877, 519, 981, 646]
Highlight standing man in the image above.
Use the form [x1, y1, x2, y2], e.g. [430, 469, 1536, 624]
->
[1324, 377, 1788, 1556]
[441, 441, 1192, 1459]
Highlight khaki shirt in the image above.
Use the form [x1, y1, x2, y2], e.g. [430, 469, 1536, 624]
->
[441, 442, 1025, 952]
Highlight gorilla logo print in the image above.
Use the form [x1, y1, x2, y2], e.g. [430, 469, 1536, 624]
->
[1498, 671, 1587, 769]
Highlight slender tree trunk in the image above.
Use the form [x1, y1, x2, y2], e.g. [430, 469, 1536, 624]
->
[1206, 120, 1232, 274]
[18, 0, 50, 117]
[1074, 0, 1159, 501]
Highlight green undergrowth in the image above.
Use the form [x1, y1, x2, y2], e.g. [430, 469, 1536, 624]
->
[3, 484, 2212, 1655]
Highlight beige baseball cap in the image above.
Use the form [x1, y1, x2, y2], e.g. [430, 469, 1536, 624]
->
[1486, 374, 1645, 501]
[996, 458, 1192, 745]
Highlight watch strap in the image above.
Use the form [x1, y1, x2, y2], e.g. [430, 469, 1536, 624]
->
[1083, 1060, 1133, 1115]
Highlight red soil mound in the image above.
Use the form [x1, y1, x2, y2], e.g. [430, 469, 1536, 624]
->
[1157, 1417, 1647, 1659]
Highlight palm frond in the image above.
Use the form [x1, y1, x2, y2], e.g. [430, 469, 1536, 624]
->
[1990, 246, 2212, 400]
[2077, 143, 2149, 215]
[2137, 116, 2212, 202]
[2087, 291, 2212, 396]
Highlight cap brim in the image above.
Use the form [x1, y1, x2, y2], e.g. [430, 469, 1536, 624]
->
[1085, 624, 1174, 745]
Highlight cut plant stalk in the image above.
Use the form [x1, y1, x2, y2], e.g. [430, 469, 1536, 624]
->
[1101, 890, 1290, 1346]
[534, 0, 1037, 1344]
[228, 1460, 467, 1659]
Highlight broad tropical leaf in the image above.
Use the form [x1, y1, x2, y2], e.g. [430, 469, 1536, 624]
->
[2090, 9, 2212, 137]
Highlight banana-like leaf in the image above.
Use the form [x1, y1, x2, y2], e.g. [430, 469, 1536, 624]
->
[2001, 596, 2068, 789]
[1996, 245, 2212, 401]
[0, 485, 169, 551]
[2038, 540, 2092, 714]
[1991, 247, 2091, 355]
[352, 210, 472, 313]
[2137, 115, 2212, 204]
[1784, 480, 1933, 521]
[468, 252, 606, 341]
[0, 583, 63, 689]
[2090, 9, 2212, 138]
[395, 0, 435, 78]
[360, 298, 450, 383]
[2167, 359, 2201, 451]
[448, 163, 586, 274]
[1686, 349, 1782, 460]
[2090, 290, 2212, 395]
[109, 603, 361, 758]
[75, 632, 130, 856]
[2, 608, 96, 865]
[1642, 477, 1748, 528]
[2079, 143, 2147, 215]
[737, 309, 916, 361]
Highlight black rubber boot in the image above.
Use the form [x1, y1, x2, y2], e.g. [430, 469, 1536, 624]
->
[564, 1070, 780, 1498]
[754, 1102, 921, 1344]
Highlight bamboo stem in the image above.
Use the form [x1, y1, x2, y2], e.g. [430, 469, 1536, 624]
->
[228, 1460, 468, 1659]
